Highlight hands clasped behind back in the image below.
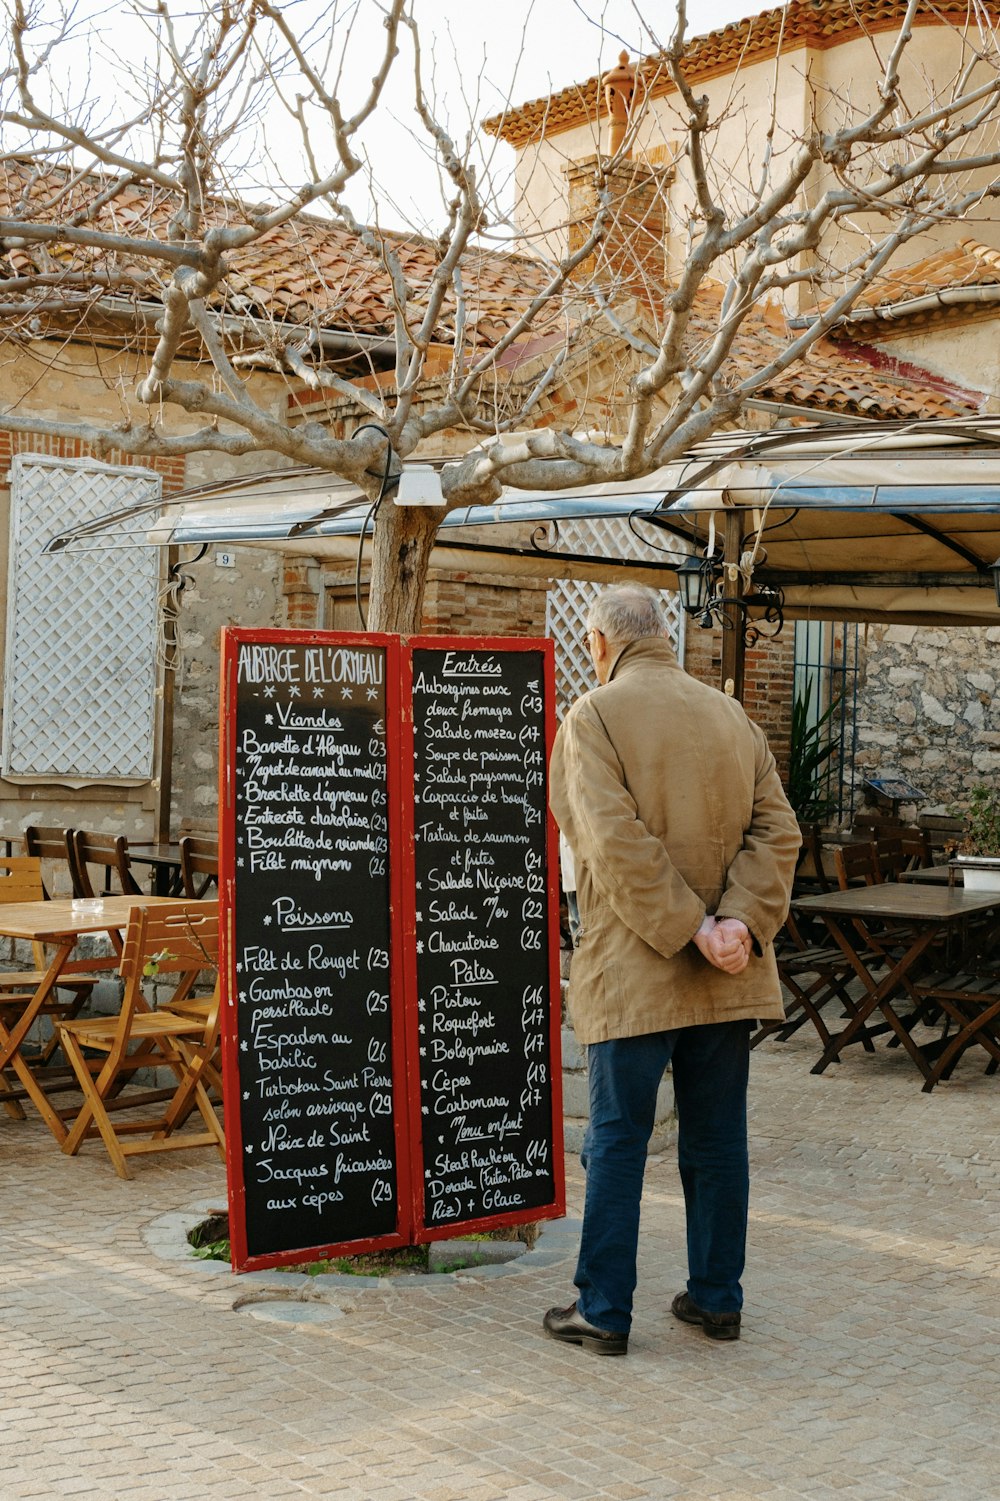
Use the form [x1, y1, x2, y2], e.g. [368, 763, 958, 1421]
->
[693, 915, 752, 975]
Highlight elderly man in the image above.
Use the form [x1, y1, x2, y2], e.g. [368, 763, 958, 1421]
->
[544, 584, 799, 1356]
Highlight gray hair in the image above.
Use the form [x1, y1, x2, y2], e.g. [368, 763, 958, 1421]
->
[586, 584, 667, 644]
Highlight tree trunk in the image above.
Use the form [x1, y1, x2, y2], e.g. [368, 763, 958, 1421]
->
[366, 502, 442, 633]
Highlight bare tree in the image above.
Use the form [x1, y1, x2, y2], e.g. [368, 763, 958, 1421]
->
[3, 0, 1000, 629]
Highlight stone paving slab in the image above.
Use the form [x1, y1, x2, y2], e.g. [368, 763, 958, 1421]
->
[3, 1029, 1000, 1499]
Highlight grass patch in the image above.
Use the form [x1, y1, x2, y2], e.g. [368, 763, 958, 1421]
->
[294, 1245, 430, 1277]
[187, 1214, 537, 1273]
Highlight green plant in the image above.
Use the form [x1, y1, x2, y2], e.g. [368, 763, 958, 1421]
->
[952, 785, 1000, 856]
[191, 1236, 230, 1261]
[788, 683, 842, 822]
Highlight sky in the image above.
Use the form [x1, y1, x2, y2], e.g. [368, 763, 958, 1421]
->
[13, 0, 769, 232]
[329, 0, 770, 230]
[397, 0, 767, 109]
[352, 0, 769, 230]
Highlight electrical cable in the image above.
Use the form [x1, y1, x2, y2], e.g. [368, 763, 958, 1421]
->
[626, 509, 691, 562]
[742, 507, 800, 551]
[158, 544, 209, 675]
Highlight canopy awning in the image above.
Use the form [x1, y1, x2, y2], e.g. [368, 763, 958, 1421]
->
[46, 416, 1000, 625]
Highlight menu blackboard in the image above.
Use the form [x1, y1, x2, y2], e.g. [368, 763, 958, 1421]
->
[222, 632, 406, 1265]
[221, 629, 563, 1273]
[408, 644, 558, 1234]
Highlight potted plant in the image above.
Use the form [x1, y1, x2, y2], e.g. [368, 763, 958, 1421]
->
[951, 785, 1000, 890]
[788, 684, 841, 823]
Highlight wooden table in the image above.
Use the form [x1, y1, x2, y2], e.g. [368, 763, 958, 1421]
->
[0, 896, 190, 1140]
[897, 864, 960, 886]
[792, 884, 1000, 1082]
[127, 843, 184, 896]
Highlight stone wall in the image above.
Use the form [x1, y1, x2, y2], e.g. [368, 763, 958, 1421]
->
[167, 546, 285, 838]
[674, 617, 1000, 821]
[853, 623, 1000, 813]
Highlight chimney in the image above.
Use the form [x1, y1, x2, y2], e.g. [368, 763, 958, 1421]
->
[603, 51, 635, 156]
[564, 54, 672, 310]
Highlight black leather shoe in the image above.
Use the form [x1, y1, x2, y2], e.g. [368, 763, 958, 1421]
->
[543, 1301, 628, 1356]
[671, 1291, 741, 1341]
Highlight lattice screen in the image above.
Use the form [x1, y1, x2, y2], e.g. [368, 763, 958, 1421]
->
[3, 456, 161, 780]
[545, 516, 686, 719]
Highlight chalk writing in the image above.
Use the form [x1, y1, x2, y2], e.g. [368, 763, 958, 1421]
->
[411, 648, 556, 1226]
[232, 639, 399, 1259]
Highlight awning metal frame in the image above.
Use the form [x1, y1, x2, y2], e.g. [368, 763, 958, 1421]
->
[40, 413, 1000, 630]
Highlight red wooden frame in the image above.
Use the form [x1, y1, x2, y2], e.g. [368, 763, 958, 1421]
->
[219, 628, 564, 1272]
[399, 635, 565, 1242]
[220, 628, 413, 1272]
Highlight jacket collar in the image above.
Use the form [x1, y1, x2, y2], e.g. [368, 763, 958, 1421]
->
[607, 636, 680, 682]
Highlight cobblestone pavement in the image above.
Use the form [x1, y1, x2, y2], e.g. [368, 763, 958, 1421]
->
[3, 1031, 999, 1501]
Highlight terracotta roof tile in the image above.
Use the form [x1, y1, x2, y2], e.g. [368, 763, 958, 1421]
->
[483, 1, 977, 148]
[843, 238, 1000, 317]
[0, 160, 554, 347]
[298, 283, 980, 429]
[687, 285, 980, 420]
[0, 160, 975, 423]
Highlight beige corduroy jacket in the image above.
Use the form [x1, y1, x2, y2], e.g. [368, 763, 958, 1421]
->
[549, 637, 800, 1043]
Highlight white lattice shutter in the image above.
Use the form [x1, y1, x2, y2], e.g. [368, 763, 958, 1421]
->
[3, 456, 161, 781]
[545, 517, 686, 718]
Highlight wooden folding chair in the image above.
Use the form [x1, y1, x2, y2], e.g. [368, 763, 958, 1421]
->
[868, 831, 933, 884]
[872, 832, 931, 883]
[160, 896, 224, 1100]
[907, 906, 1000, 1088]
[0, 855, 43, 1118]
[0, 856, 97, 1117]
[835, 839, 912, 953]
[756, 907, 879, 1054]
[70, 830, 143, 899]
[23, 825, 77, 899]
[834, 841, 881, 890]
[179, 835, 219, 899]
[913, 969, 1000, 1090]
[788, 821, 835, 952]
[897, 828, 934, 873]
[836, 840, 943, 1039]
[762, 840, 903, 1054]
[56, 903, 224, 1178]
[792, 822, 834, 896]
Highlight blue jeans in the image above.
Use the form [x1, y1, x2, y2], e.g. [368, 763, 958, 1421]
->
[575, 1020, 751, 1335]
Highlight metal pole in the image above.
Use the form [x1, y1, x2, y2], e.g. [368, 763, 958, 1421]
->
[153, 545, 177, 844]
[720, 510, 745, 701]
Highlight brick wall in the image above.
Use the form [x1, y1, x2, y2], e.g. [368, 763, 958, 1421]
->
[421, 573, 548, 637]
[683, 622, 794, 784]
[316, 563, 549, 639]
[283, 558, 321, 629]
[0, 431, 187, 493]
[564, 154, 670, 309]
